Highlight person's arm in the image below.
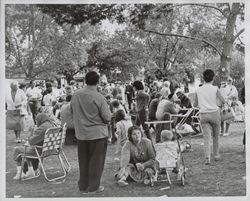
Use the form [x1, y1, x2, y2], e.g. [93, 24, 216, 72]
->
[217, 89, 226, 105]
[100, 98, 112, 123]
[234, 86, 239, 99]
[115, 122, 121, 140]
[120, 141, 131, 168]
[193, 92, 198, 107]
[28, 124, 48, 145]
[169, 103, 178, 114]
[26, 88, 31, 98]
[20, 90, 27, 107]
[70, 94, 74, 114]
[142, 140, 156, 169]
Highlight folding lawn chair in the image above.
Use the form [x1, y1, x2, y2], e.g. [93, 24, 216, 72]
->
[170, 109, 194, 138]
[20, 124, 71, 182]
[190, 107, 203, 135]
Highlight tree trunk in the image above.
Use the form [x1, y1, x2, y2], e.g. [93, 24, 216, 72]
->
[218, 3, 240, 82]
[27, 5, 35, 79]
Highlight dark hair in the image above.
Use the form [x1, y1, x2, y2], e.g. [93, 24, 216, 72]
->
[46, 87, 52, 94]
[115, 109, 126, 122]
[176, 91, 192, 108]
[46, 82, 52, 89]
[105, 94, 112, 100]
[58, 97, 64, 103]
[127, 125, 143, 142]
[19, 83, 26, 90]
[168, 93, 174, 100]
[155, 92, 162, 99]
[116, 94, 123, 100]
[132, 80, 144, 90]
[203, 69, 215, 82]
[111, 100, 120, 108]
[85, 71, 99, 85]
[66, 95, 72, 102]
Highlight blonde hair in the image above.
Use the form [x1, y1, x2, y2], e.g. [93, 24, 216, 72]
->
[160, 130, 173, 142]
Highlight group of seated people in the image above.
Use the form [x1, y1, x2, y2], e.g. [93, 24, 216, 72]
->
[13, 106, 188, 188]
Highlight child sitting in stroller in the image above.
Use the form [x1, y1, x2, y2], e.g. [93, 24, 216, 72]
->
[154, 130, 189, 183]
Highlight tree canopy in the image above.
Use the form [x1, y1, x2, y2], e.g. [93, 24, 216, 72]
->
[5, 3, 244, 85]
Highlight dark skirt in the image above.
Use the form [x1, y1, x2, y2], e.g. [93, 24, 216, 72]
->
[6, 110, 24, 131]
[126, 164, 156, 183]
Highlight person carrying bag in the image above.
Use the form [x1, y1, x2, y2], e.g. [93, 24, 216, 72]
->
[220, 103, 235, 122]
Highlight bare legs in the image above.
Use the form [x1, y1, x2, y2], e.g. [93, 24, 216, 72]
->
[14, 130, 21, 143]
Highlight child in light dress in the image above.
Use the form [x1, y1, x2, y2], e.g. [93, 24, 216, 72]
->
[155, 130, 181, 169]
[114, 109, 133, 161]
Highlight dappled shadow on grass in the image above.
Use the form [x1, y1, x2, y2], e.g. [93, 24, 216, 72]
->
[5, 122, 246, 197]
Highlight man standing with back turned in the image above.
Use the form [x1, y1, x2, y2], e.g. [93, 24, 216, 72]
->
[71, 71, 111, 194]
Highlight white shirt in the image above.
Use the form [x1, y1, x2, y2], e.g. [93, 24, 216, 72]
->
[26, 87, 41, 100]
[43, 93, 56, 106]
[224, 84, 238, 101]
[52, 87, 61, 99]
[6, 89, 27, 110]
[196, 83, 219, 113]
[160, 87, 171, 98]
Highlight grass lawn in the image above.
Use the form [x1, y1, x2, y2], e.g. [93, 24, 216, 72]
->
[5, 122, 246, 198]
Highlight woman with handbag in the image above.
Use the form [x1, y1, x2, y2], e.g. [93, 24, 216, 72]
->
[220, 78, 239, 136]
[6, 81, 27, 143]
[193, 69, 226, 165]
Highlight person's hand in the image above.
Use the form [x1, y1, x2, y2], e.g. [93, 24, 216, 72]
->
[24, 141, 30, 146]
[15, 104, 22, 108]
[117, 167, 126, 179]
[136, 163, 144, 171]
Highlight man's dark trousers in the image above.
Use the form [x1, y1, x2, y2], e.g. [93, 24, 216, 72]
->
[28, 100, 38, 124]
[77, 137, 107, 192]
[135, 109, 152, 140]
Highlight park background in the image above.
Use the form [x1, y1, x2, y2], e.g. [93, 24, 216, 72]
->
[0, 0, 249, 200]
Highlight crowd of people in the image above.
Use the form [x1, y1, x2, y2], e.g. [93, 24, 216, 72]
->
[6, 69, 245, 193]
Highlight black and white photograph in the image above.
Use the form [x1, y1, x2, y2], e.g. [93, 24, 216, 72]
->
[0, 0, 248, 199]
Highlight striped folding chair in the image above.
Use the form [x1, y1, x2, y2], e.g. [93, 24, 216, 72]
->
[20, 124, 71, 182]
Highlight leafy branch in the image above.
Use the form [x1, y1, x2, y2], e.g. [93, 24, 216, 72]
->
[143, 29, 223, 56]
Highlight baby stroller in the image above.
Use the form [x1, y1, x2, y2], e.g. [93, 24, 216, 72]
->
[154, 129, 188, 186]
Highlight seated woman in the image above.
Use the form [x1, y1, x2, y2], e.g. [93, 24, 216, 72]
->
[154, 93, 181, 143]
[176, 91, 192, 109]
[115, 126, 157, 187]
[13, 113, 56, 180]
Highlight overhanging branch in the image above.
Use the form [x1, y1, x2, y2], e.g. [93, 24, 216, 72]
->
[234, 28, 245, 41]
[172, 3, 227, 18]
[144, 29, 223, 56]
